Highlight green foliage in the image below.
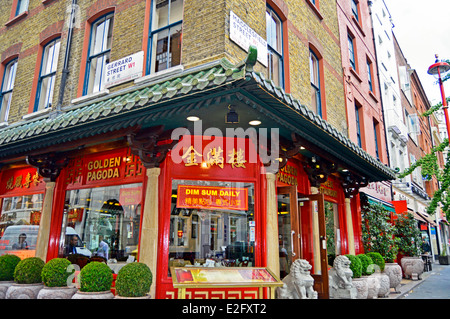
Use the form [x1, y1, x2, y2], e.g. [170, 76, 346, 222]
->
[0, 254, 21, 281]
[115, 262, 152, 297]
[441, 244, 447, 257]
[41, 258, 73, 287]
[408, 59, 450, 220]
[399, 92, 450, 221]
[79, 261, 113, 292]
[345, 255, 362, 278]
[14, 257, 45, 284]
[357, 254, 374, 276]
[394, 212, 423, 257]
[361, 201, 399, 263]
[366, 252, 385, 272]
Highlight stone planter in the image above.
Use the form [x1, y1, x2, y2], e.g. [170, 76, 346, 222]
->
[6, 283, 44, 299]
[362, 275, 380, 299]
[37, 286, 78, 299]
[373, 272, 390, 298]
[72, 290, 114, 299]
[352, 278, 368, 299]
[438, 255, 450, 265]
[401, 257, 424, 280]
[383, 263, 402, 292]
[0, 281, 14, 299]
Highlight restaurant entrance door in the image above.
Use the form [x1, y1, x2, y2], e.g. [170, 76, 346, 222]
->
[299, 193, 329, 299]
[278, 187, 329, 298]
[277, 186, 299, 279]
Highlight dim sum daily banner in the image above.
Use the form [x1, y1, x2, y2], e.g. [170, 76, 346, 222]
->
[176, 185, 248, 211]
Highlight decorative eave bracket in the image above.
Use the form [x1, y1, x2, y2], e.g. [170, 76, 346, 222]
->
[340, 172, 369, 198]
[26, 152, 69, 182]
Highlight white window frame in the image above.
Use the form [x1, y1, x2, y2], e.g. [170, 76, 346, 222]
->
[0, 59, 18, 123]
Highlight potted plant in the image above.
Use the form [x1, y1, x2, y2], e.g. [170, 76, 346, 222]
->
[72, 261, 114, 299]
[115, 262, 152, 298]
[360, 201, 401, 294]
[361, 252, 383, 299]
[37, 258, 77, 299]
[345, 254, 367, 299]
[438, 244, 450, 265]
[0, 254, 21, 299]
[394, 212, 424, 280]
[6, 257, 45, 299]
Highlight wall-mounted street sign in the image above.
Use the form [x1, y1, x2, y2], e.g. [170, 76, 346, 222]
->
[230, 11, 268, 66]
[105, 51, 144, 88]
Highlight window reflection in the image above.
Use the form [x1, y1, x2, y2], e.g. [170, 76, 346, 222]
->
[277, 193, 292, 279]
[149, 0, 183, 74]
[325, 201, 340, 261]
[60, 183, 141, 262]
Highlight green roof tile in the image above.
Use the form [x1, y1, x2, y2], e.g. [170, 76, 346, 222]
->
[0, 47, 395, 181]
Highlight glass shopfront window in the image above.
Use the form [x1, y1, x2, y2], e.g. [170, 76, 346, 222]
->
[0, 194, 43, 258]
[168, 180, 255, 275]
[59, 183, 142, 262]
[277, 193, 293, 279]
[325, 201, 341, 258]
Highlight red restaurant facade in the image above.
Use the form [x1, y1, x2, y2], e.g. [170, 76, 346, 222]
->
[0, 52, 395, 299]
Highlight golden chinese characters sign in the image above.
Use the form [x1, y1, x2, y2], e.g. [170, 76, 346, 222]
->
[170, 267, 283, 299]
[276, 164, 298, 186]
[65, 148, 144, 188]
[319, 179, 338, 198]
[177, 185, 248, 211]
[172, 267, 278, 285]
[181, 146, 247, 169]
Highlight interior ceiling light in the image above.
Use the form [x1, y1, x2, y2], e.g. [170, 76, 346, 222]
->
[249, 120, 261, 126]
[225, 105, 239, 123]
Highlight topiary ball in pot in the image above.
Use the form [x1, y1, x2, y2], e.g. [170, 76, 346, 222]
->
[14, 257, 45, 284]
[41, 258, 73, 287]
[366, 252, 385, 272]
[79, 261, 113, 292]
[115, 262, 152, 298]
[345, 254, 362, 278]
[0, 254, 21, 282]
[357, 254, 374, 276]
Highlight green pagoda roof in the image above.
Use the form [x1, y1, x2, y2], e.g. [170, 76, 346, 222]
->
[0, 47, 395, 182]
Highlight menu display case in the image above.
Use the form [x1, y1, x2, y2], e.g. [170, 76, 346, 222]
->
[171, 267, 283, 299]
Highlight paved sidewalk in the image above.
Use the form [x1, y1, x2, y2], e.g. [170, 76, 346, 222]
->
[387, 262, 447, 299]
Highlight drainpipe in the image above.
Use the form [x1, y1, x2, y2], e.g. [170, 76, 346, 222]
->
[55, 0, 77, 113]
[427, 115, 440, 257]
[367, 0, 394, 200]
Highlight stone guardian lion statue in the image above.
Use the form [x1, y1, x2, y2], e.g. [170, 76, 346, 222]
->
[277, 259, 318, 299]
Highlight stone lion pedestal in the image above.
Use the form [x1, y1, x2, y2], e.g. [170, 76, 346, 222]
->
[383, 263, 402, 292]
[277, 259, 318, 299]
[328, 255, 357, 299]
